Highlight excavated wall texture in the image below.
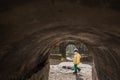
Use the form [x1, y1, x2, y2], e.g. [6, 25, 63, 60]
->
[0, 0, 120, 80]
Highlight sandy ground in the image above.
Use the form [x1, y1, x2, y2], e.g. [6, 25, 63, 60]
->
[49, 62, 92, 80]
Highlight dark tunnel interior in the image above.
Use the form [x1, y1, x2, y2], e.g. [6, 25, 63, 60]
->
[0, 0, 120, 80]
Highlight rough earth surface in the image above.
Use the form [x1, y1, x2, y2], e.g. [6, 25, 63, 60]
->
[49, 62, 92, 80]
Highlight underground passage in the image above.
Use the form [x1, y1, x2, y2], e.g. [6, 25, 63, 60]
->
[0, 0, 120, 80]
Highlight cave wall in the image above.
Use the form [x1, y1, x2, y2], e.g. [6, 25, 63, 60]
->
[28, 62, 49, 80]
[0, 0, 120, 80]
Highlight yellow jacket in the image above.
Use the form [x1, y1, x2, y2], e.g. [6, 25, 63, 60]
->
[73, 52, 81, 64]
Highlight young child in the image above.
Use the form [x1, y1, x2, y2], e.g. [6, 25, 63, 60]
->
[73, 48, 81, 74]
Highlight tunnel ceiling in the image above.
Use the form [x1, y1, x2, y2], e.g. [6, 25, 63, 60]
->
[0, 0, 120, 80]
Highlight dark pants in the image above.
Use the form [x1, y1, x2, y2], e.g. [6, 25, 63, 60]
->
[74, 64, 79, 71]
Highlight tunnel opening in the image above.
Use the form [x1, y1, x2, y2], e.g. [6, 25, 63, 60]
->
[0, 26, 119, 80]
[66, 44, 76, 61]
[0, 24, 119, 80]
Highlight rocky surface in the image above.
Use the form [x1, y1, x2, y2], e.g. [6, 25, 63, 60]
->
[49, 62, 92, 80]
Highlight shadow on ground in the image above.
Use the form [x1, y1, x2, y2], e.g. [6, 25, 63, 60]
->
[76, 74, 83, 80]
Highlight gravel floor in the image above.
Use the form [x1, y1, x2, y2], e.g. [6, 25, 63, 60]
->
[49, 62, 92, 80]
